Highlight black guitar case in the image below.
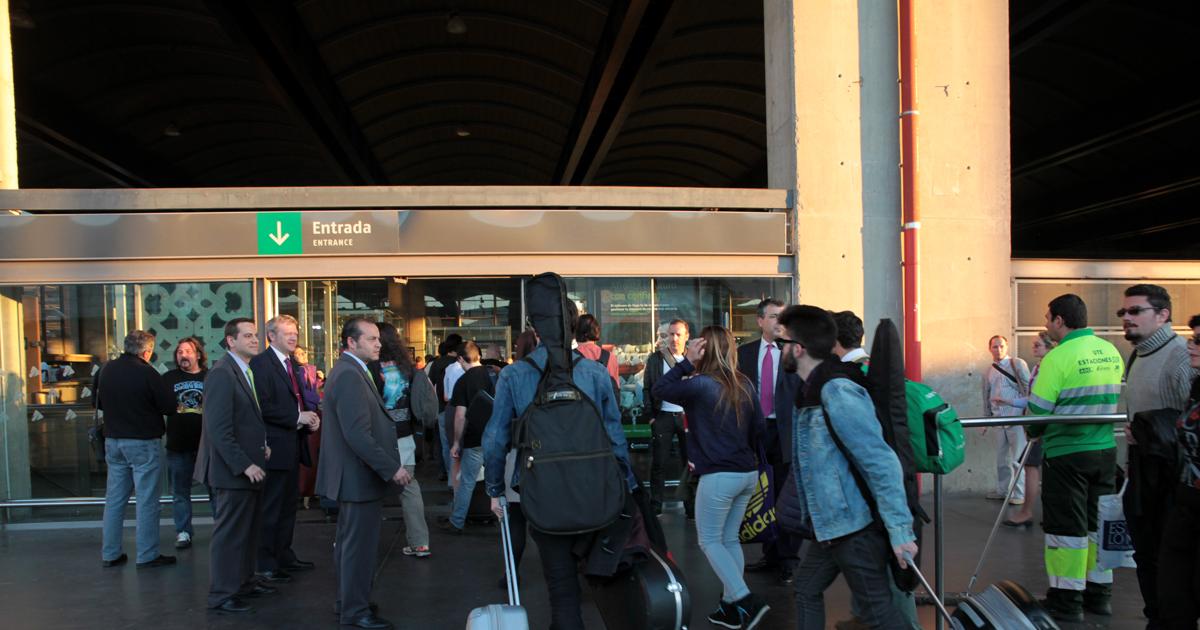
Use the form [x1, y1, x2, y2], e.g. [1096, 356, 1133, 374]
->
[952, 580, 1060, 629]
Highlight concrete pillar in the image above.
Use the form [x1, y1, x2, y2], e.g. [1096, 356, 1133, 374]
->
[910, 0, 1012, 492]
[765, 0, 1011, 492]
[1, 287, 31, 501]
[0, 0, 14, 190]
[764, 0, 865, 315]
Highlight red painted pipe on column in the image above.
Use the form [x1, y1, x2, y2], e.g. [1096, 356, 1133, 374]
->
[899, 0, 921, 381]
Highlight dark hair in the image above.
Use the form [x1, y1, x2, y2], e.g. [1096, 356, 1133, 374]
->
[459, 340, 481, 363]
[1048, 294, 1088, 329]
[1189, 314, 1200, 329]
[340, 317, 373, 349]
[988, 335, 1008, 346]
[174, 336, 208, 370]
[778, 305, 836, 360]
[424, 354, 436, 363]
[441, 333, 464, 356]
[514, 330, 538, 360]
[667, 318, 689, 333]
[831, 310, 864, 350]
[377, 322, 413, 372]
[223, 318, 255, 346]
[1125, 284, 1173, 322]
[575, 313, 601, 343]
[757, 298, 785, 319]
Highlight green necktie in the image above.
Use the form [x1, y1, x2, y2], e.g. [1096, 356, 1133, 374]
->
[246, 367, 259, 402]
[364, 366, 379, 392]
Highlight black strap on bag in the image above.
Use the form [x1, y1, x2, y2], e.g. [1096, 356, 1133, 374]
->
[991, 362, 1020, 386]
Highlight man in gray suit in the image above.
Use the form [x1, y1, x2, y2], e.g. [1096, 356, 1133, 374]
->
[195, 318, 273, 613]
[318, 318, 408, 630]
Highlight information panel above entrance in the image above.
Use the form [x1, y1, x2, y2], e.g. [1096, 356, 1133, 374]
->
[0, 209, 787, 261]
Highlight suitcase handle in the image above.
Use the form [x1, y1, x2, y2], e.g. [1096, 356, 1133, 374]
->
[905, 552, 963, 630]
[499, 498, 521, 607]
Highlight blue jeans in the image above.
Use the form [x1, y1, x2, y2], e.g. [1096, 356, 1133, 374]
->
[167, 450, 197, 536]
[102, 438, 163, 563]
[439, 408, 453, 486]
[450, 446, 484, 529]
[695, 470, 758, 602]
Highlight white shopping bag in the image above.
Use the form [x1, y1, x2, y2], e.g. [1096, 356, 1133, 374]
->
[1096, 480, 1137, 570]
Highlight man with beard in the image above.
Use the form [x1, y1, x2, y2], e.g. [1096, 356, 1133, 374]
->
[162, 337, 209, 550]
[1119, 284, 1194, 626]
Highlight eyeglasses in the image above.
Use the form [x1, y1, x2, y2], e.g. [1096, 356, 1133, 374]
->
[1188, 334, 1200, 346]
[776, 337, 801, 346]
[1116, 306, 1161, 317]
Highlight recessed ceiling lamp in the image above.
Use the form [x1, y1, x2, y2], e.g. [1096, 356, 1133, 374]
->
[10, 1, 34, 29]
[162, 123, 182, 137]
[446, 11, 467, 35]
[455, 127, 471, 138]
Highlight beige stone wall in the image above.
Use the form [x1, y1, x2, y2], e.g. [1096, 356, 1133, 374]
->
[910, 0, 1012, 492]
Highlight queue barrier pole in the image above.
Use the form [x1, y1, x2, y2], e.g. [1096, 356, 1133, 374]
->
[924, 413, 1126, 629]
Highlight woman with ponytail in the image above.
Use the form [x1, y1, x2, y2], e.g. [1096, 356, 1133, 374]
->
[652, 325, 770, 629]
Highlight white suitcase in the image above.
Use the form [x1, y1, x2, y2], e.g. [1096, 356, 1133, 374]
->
[466, 499, 529, 629]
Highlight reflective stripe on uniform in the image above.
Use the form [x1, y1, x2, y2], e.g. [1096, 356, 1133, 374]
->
[1027, 393, 1056, 415]
[1046, 534, 1088, 591]
[1087, 531, 1114, 584]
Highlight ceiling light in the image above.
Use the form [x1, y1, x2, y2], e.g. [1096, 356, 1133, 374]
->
[162, 123, 181, 137]
[455, 127, 471, 138]
[446, 11, 467, 35]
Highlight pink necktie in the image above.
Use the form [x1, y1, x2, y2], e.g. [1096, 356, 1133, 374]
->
[761, 346, 774, 415]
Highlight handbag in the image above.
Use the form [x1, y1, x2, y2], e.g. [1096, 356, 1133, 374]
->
[1096, 479, 1137, 570]
[738, 441, 778, 544]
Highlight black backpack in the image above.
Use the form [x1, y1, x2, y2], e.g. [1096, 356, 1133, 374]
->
[514, 273, 626, 535]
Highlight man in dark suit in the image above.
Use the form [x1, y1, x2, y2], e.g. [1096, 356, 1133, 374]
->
[196, 318, 273, 613]
[737, 298, 802, 583]
[249, 315, 320, 582]
[318, 318, 407, 630]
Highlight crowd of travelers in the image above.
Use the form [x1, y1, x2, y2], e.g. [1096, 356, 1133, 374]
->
[89, 281, 1200, 629]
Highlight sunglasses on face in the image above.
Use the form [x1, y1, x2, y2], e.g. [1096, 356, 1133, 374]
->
[1116, 306, 1160, 317]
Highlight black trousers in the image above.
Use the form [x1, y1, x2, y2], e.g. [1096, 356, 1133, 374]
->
[1042, 448, 1116, 608]
[1157, 485, 1200, 630]
[793, 526, 905, 629]
[530, 528, 589, 630]
[335, 499, 383, 623]
[650, 410, 692, 512]
[208, 488, 263, 608]
[509, 500, 528, 572]
[258, 463, 300, 571]
[762, 461, 801, 568]
[1125, 447, 1176, 623]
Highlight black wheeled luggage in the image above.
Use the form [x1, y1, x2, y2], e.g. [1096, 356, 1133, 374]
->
[591, 548, 690, 630]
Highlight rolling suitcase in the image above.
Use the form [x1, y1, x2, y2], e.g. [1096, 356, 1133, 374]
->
[906, 553, 1059, 630]
[466, 499, 529, 629]
[591, 547, 690, 630]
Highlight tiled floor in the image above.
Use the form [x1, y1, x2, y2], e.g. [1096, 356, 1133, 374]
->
[0, 470, 1146, 629]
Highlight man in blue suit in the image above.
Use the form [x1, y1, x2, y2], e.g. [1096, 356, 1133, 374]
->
[737, 298, 802, 583]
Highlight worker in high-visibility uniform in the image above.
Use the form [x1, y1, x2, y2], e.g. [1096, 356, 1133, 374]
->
[1026, 293, 1123, 623]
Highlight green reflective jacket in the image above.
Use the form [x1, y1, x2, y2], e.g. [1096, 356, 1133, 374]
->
[1027, 328, 1123, 459]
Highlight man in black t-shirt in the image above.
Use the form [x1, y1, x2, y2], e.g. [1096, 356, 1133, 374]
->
[162, 337, 208, 549]
[440, 341, 495, 533]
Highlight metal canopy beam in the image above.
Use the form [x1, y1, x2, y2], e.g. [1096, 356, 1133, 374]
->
[0, 186, 789, 211]
[205, 0, 387, 185]
[554, 0, 682, 185]
[15, 84, 190, 188]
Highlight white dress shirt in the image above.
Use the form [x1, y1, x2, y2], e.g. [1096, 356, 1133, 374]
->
[660, 353, 685, 413]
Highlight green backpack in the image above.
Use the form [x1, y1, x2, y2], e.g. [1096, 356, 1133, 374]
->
[904, 380, 964, 474]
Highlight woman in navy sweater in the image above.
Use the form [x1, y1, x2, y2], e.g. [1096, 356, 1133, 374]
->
[653, 325, 770, 630]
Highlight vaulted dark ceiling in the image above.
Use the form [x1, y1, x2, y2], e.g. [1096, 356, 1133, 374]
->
[10, 0, 1199, 257]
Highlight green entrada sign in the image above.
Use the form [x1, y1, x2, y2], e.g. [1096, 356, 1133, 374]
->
[257, 212, 303, 255]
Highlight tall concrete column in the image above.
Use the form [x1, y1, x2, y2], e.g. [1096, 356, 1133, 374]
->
[910, 0, 1012, 492]
[0, 0, 26, 502]
[0, 0, 14, 190]
[766, 0, 1011, 492]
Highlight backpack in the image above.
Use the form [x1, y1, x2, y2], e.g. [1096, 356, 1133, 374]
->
[514, 272, 626, 535]
[905, 380, 964, 474]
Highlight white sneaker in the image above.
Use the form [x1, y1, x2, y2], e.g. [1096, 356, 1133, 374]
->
[175, 531, 192, 549]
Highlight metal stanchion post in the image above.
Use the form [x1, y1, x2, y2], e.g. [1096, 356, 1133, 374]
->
[934, 473, 944, 630]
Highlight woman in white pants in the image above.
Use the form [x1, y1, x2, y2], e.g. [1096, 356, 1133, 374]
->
[982, 335, 1031, 503]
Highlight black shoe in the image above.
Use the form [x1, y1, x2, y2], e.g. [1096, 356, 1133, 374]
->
[1001, 518, 1033, 529]
[1084, 599, 1112, 616]
[1038, 599, 1084, 623]
[213, 597, 253, 613]
[341, 614, 392, 629]
[234, 583, 274, 597]
[733, 592, 771, 630]
[745, 558, 779, 573]
[281, 559, 315, 571]
[102, 553, 128, 568]
[707, 601, 741, 629]
[778, 567, 794, 585]
[333, 603, 379, 618]
[438, 519, 464, 535]
[256, 569, 293, 583]
[136, 554, 177, 568]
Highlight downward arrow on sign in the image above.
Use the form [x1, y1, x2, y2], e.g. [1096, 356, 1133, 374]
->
[269, 221, 290, 246]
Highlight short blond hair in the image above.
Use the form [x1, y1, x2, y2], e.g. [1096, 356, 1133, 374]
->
[266, 314, 300, 337]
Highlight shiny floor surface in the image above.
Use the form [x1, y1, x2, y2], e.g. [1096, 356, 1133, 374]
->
[0, 471, 1146, 629]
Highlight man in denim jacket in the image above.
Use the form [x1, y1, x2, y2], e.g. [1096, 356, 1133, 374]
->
[777, 306, 918, 629]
